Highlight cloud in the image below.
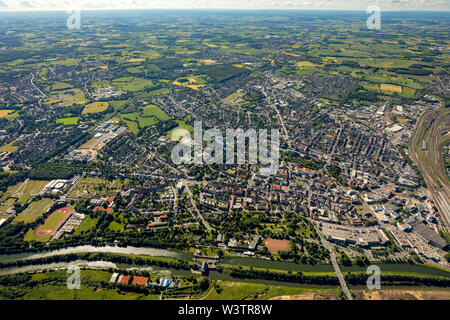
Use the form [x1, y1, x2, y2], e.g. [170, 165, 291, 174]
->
[0, 0, 448, 11]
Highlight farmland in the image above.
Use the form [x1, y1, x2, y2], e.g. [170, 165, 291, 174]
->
[82, 102, 109, 115]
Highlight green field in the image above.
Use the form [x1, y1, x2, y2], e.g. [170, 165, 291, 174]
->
[108, 221, 124, 232]
[74, 216, 98, 235]
[167, 120, 194, 137]
[23, 229, 51, 242]
[45, 88, 88, 106]
[70, 177, 128, 198]
[0, 180, 49, 203]
[39, 209, 70, 232]
[56, 117, 79, 125]
[13, 198, 54, 224]
[121, 104, 170, 134]
[110, 100, 128, 110]
[52, 82, 73, 90]
[112, 77, 154, 92]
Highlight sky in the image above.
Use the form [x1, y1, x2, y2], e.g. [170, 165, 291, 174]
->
[0, 0, 449, 11]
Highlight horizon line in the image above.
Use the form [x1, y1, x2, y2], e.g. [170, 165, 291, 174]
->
[0, 8, 450, 13]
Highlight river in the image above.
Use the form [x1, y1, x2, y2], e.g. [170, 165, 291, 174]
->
[0, 245, 191, 264]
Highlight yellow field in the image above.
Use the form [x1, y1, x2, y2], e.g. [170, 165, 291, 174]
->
[173, 77, 205, 91]
[82, 102, 109, 114]
[323, 56, 338, 63]
[380, 83, 403, 93]
[198, 59, 216, 65]
[0, 110, 14, 118]
[295, 61, 318, 68]
[0, 141, 19, 153]
[127, 58, 145, 63]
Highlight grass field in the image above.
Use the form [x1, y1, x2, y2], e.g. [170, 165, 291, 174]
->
[108, 221, 124, 232]
[56, 117, 79, 125]
[39, 209, 70, 232]
[110, 100, 128, 110]
[52, 82, 72, 90]
[167, 120, 194, 137]
[24, 228, 51, 242]
[0, 180, 49, 202]
[45, 88, 88, 106]
[13, 198, 54, 224]
[112, 77, 154, 92]
[82, 102, 109, 114]
[70, 177, 128, 198]
[73, 216, 98, 235]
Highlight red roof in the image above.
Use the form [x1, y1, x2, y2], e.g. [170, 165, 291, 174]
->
[148, 222, 167, 228]
[132, 276, 149, 286]
[301, 168, 316, 175]
[93, 206, 113, 214]
[119, 275, 131, 284]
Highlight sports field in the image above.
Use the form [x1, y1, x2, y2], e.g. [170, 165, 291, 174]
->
[0, 179, 49, 202]
[13, 198, 54, 224]
[36, 207, 73, 237]
[264, 238, 291, 254]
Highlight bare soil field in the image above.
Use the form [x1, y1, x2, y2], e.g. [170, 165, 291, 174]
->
[264, 238, 291, 254]
[353, 289, 450, 300]
[270, 293, 338, 300]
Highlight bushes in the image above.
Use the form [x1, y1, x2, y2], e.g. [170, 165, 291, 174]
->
[226, 267, 339, 285]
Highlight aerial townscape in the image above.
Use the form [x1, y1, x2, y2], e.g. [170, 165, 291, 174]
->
[0, 6, 448, 303]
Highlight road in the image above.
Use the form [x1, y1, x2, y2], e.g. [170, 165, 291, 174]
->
[310, 219, 353, 300]
[30, 73, 46, 98]
[171, 185, 178, 213]
[328, 122, 343, 165]
[183, 181, 213, 232]
[261, 82, 291, 148]
[323, 240, 353, 300]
